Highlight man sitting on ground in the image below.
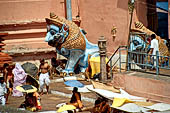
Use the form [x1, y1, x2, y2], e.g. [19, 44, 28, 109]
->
[69, 87, 83, 110]
[19, 92, 38, 112]
[91, 97, 111, 113]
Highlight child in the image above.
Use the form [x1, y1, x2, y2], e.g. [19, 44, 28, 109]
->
[0, 75, 7, 105]
[3, 63, 12, 104]
[38, 59, 50, 95]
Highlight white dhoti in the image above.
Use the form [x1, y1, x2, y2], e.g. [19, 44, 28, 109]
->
[39, 72, 50, 92]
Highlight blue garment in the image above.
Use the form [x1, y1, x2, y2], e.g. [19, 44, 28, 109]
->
[130, 35, 146, 51]
[64, 80, 84, 88]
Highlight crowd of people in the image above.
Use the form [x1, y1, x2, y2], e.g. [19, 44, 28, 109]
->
[0, 56, 113, 112]
[0, 33, 160, 111]
[0, 57, 66, 111]
[0, 33, 161, 112]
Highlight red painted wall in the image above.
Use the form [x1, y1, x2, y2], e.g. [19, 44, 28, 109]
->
[0, 0, 65, 23]
[79, 0, 130, 54]
[0, 0, 148, 55]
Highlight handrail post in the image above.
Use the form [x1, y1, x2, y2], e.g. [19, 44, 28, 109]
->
[110, 59, 113, 79]
[119, 48, 121, 72]
[127, 50, 130, 71]
[156, 51, 159, 75]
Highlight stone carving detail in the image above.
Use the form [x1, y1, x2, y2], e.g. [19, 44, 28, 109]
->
[45, 13, 99, 75]
[134, 21, 170, 58]
[0, 33, 12, 67]
[131, 21, 170, 65]
[111, 26, 117, 42]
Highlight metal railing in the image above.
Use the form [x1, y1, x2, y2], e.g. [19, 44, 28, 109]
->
[127, 50, 170, 75]
[107, 31, 170, 76]
[127, 32, 170, 75]
[107, 46, 128, 79]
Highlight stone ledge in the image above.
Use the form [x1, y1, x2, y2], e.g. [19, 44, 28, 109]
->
[3, 48, 56, 56]
[112, 72, 170, 104]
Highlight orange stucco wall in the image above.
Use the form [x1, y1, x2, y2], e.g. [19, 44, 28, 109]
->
[135, 0, 148, 26]
[0, 0, 147, 54]
[113, 73, 170, 104]
[79, 0, 130, 54]
[0, 0, 65, 23]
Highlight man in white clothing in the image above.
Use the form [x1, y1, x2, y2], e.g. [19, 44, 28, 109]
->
[149, 34, 159, 69]
[39, 59, 50, 95]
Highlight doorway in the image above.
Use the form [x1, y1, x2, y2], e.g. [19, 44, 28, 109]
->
[156, 1, 169, 39]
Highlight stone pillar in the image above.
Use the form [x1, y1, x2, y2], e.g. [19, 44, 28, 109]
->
[98, 36, 107, 83]
[66, 0, 72, 21]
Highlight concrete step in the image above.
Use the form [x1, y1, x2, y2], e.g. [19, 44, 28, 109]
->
[3, 37, 51, 51]
[0, 21, 50, 51]
[0, 21, 56, 61]
[112, 72, 170, 104]
[2, 28, 47, 40]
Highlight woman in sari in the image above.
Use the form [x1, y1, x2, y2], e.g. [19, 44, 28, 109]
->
[12, 63, 27, 97]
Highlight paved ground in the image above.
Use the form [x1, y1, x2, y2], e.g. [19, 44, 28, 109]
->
[2, 68, 170, 113]
[4, 77, 96, 113]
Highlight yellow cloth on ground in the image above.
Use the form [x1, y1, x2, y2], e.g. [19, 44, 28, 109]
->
[16, 85, 37, 93]
[57, 105, 76, 112]
[26, 107, 37, 112]
[112, 98, 133, 107]
[135, 101, 154, 106]
[112, 98, 154, 108]
[89, 56, 109, 78]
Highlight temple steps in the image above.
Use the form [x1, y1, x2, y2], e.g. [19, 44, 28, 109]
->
[0, 21, 56, 62]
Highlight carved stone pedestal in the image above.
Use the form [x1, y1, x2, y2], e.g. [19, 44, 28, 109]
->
[0, 32, 12, 67]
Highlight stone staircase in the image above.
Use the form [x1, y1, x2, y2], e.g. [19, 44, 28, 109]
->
[0, 21, 56, 62]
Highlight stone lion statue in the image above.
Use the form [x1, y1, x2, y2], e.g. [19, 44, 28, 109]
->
[45, 13, 99, 75]
[130, 21, 170, 66]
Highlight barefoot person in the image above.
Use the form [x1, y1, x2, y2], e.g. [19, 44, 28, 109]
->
[38, 59, 50, 95]
[69, 87, 83, 110]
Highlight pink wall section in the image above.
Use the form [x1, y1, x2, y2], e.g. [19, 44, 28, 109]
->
[0, 0, 150, 53]
[135, 0, 148, 26]
[113, 73, 170, 104]
[79, 0, 130, 54]
[0, 0, 65, 23]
